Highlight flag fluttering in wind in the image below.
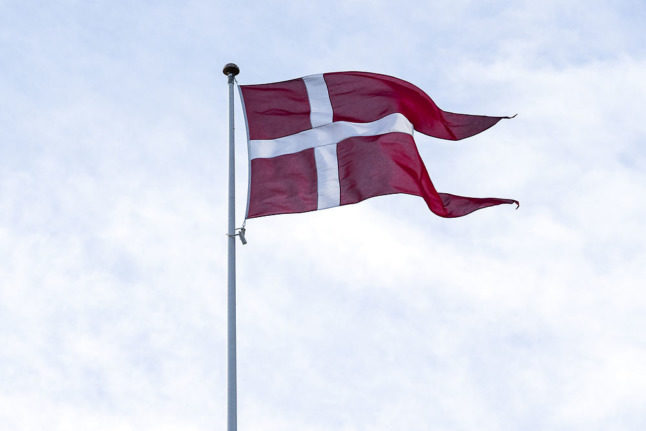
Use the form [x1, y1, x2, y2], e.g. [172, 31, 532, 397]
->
[239, 71, 518, 219]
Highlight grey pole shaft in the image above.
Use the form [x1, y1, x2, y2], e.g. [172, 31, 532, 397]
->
[223, 63, 240, 431]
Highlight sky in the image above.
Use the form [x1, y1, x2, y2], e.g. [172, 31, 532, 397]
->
[1, 1, 645, 430]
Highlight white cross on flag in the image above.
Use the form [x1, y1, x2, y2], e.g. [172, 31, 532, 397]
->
[239, 71, 518, 219]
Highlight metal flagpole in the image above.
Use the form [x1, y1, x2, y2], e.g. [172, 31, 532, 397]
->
[223, 62, 240, 431]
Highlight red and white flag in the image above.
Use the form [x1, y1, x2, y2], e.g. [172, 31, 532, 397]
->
[239, 71, 518, 219]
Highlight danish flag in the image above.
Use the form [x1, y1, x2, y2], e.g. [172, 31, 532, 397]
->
[239, 72, 518, 219]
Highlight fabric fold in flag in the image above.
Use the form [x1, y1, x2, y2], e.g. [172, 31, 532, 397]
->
[239, 71, 518, 219]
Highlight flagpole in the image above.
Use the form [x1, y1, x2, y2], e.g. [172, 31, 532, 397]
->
[223, 62, 240, 431]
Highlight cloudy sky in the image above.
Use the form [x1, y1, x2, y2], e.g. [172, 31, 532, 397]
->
[1, 1, 645, 430]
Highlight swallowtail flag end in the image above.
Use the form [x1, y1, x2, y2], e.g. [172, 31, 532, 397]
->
[239, 71, 518, 219]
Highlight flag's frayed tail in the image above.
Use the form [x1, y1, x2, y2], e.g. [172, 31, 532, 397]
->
[434, 193, 519, 218]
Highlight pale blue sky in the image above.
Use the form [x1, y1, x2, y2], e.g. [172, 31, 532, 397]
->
[1, 1, 645, 430]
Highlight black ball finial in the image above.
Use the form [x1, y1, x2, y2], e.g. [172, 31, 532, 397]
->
[223, 63, 240, 76]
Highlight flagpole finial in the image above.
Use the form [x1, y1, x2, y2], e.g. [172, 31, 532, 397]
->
[223, 63, 240, 76]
